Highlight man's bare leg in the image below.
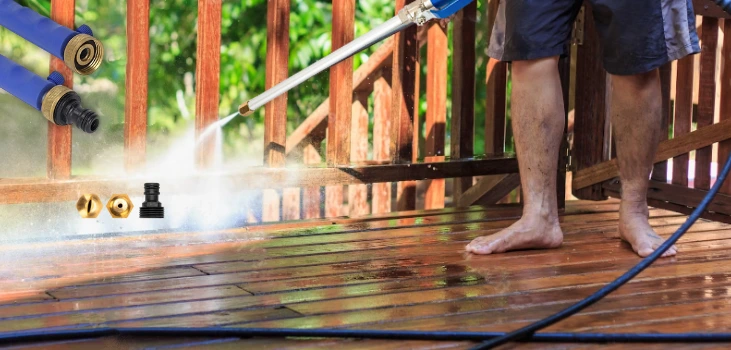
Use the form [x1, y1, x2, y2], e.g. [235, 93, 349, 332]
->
[611, 70, 677, 257]
[466, 57, 564, 254]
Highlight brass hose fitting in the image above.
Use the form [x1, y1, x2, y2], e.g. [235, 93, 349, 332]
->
[63, 34, 104, 75]
[76, 194, 103, 218]
[40, 85, 100, 133]
[107, 194, 134, 218]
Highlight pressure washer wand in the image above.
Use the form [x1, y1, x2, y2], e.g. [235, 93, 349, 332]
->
[238, 0, 473, 117]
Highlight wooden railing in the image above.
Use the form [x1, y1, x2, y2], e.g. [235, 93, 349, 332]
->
[0, 0, 535, 224]
[573, 0, 731, 223]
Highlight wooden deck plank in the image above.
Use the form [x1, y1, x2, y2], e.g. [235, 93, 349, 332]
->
[0, 286, 249, 320]
[6, 214, 722, 299]
[15, 240, 728, 332]
[5, 200, 731, 349]
[40, 216, 721, 299]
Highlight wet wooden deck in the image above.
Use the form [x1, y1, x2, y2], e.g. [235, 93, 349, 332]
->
[2, 199, 731, 349]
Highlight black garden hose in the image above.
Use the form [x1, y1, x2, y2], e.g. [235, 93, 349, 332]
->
[2, 327, 731, 346]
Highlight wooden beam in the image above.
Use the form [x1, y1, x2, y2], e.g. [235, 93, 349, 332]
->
[458, 174, 507, 207]
[473, 173, 521, 206]
[325, 0, 356, 218]
[424, 20, 448, 210]
[194, 0, 222, 169]
[695, 17, 719, 191]
[391, 0, 420, 211]
[450, 2, 477, 205]
[573, 119, 731, 190]
[572, 3, 610, 200]
[603, 180, 731, 224]
[261, 0, 290, 222]
[47, 0, 74, 180]
[124, 0, 150, 172]
[327, 0, 355, 166]
[0, 157, 518, 205]
[719, 18, 731, 195]
[673, 56, 695, 187]
[693, 0, 731, 19]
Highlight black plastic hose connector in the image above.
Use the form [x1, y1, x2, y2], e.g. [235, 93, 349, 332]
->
[54, 92, 100, 133]
[139, 183, 164, 218]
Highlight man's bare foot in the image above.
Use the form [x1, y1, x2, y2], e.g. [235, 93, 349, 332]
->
[619, 206, 677, 258]
[465, 216, 564, 255]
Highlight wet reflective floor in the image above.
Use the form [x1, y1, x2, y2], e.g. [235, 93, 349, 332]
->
[2, 199, 731, 349]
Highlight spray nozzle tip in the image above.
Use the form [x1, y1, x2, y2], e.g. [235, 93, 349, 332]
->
[238, 102, 253, 117]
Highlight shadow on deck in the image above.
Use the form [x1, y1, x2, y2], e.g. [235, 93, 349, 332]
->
[1, 199, 731, 349]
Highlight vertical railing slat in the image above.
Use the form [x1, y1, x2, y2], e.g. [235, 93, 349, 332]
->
[261, 0, 290, 221]
[325, 0, 355, 217]
[391, 0, 419, 211]
[719, 19, 731, 194]
[195, 0, 222, 168]
[372, 70, 393, 214]
[652, 63, 673, 183]
[47, 0, 74, 180]
[695, 17, 719, 191]
[349, 92, 370, 216]
[484, 1, 506, 158]
[303, 135, 324, 219]
[124, 0, 150, 172]
[450, 2, 476, 206]
[673, 56, 694, 187]
[424, 20, 448, 209]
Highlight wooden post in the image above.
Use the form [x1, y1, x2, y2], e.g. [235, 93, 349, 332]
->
[485, 0, 507, 158]
[372, 71, 392, 214]
[124, 0, 150, 173]
[349, 92, 370, 216]
[47, 0, 74, 180]
[262, 0, 290, 221]
[557, 55, 571, 210]
[673, 56, 695, 187]
[695, 17, 719, 191]
[652, 63, 673, 183]
[195, 0, 222, 169]
[424, 20, 448, 209]
[720, 19, 731, 194]
[572, 4, 610, 200]
[391, 0, 419, 211]
[450, 2, 476, 206]
[326, 0, 355, 217]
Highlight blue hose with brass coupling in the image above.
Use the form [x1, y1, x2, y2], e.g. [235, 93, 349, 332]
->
[0, 0, 104, 75]
[0, 53, 100, 133]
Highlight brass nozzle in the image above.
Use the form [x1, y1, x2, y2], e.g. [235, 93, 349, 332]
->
[64, 34, 104, 75]
[76, 194, 103, 218]
[41, 85, 73, 123]
[107, 194, 134, 218]
[238, 102, 254, 117]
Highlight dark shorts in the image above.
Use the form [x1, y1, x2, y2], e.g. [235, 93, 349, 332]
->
[487, 0, 701, 75]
